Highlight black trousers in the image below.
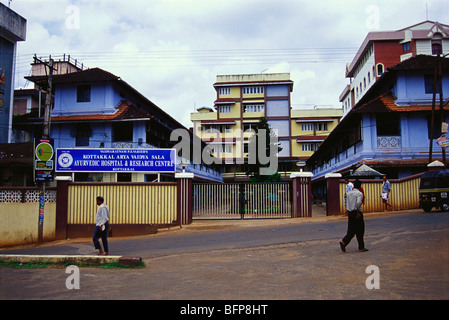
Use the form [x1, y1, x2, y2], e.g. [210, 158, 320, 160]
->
[342, 211, 365, 250]
[93, 221, 109, 252]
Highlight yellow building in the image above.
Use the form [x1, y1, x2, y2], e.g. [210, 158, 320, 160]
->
[191, 73, 342, 181]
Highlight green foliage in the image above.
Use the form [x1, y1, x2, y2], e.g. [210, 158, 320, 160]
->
[245, 117, 283, 182]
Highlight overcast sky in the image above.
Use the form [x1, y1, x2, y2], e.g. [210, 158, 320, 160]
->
[7, 0, 449, 127]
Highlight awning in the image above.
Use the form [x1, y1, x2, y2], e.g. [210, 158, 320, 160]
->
[214, 98, 236, 105]
[296, 118, 335, 123]
[351, 164, 384, 177]
[201, 120, 236, 125]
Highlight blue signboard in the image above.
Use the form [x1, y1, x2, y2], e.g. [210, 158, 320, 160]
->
[56, 148, 176, 173]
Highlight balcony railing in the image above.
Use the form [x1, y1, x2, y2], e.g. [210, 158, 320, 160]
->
[377, 136, 401, 148]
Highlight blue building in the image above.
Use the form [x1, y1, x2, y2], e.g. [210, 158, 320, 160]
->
[307, 55, 449, 182]
[0, 3, 26, 143]
[12, 58, 222, 184]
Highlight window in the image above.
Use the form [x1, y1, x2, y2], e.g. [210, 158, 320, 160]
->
[376, 113, 400, 136]
[219, 105, 231, 113]
[301, 123, 314, 131]
[220, 125, 232, 133]
[302, 143, 320, 152]
[424, 75, 440, 94]
[243, 123, 257, 132]
[244, 104, 264, 113]
[316, 122, 328, 131]
[432, 33, 443, 55]
[221, 144, 232, 153]
[112, 121, 133, 141]
[432, 42, 442, 55]
[302, 144, 313, 152]
[77, 85, 91, 103]
[219, 87, 230, 95]
[376, 64, 384, 77]
[242, 86, 264, 95]
[75, 123, 91, 146]
[402, 42, 411, 52]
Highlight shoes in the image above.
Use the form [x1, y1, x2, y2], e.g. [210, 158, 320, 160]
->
[358, 248, 369, 252]
[339, 241, 346, 252]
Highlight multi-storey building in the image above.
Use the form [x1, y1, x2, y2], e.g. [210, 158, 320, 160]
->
[7, 57, 222, 185]
[291, 107, 343, 161]
[308, 54, 449, 184]
[191, 73, 342, 181]
[340, 20, 449, 115]
[0, 3, 26, 143]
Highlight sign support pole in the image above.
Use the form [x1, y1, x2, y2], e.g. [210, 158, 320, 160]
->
[36, 56, 54, 244]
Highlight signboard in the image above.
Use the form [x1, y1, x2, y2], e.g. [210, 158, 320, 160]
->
[56, 148, 176, 173]
[34, 138, 55, 182]
[437, 134, 449, 149]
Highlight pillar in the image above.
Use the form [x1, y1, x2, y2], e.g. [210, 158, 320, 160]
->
[175, 172, 194, 225]
[55, 176, 72, 240]
[325, 173, 342, 216]
[290, 172, 314, 218]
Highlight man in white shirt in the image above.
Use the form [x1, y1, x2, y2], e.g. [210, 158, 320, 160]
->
[93, 196, 110, 255]
[340, 180, 368, 253]
[344, 178, 354, 212]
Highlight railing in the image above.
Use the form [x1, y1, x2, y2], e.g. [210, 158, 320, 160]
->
[0, 187, 57, 203]
[377, 136, 401, 148]
[193, 182, 292, 219]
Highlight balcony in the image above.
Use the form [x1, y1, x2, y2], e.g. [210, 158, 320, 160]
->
[377, 136, 401, 148]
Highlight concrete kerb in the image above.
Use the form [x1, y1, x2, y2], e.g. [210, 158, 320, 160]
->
[0, 254, 143, 267]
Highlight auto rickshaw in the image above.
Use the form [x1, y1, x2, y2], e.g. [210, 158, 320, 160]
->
[419, 169, 449, 212]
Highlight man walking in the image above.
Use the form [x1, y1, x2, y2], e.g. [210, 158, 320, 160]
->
[93, 196, 110, 256]
[340, 180, 368, 253]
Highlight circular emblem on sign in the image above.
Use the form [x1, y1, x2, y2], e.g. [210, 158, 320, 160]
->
[35, 142, 54, 161]
[58, 153, 73, 168]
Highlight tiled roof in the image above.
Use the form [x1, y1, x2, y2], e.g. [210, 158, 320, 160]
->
[387, 54, 449, 72]
[353, 92, 449, 114]
[25, 67, 120, 86]
[14, 100, 152, 124]
[50, 100, 152, 122]
[364, 158, 437, 168]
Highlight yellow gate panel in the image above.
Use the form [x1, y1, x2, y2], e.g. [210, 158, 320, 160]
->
[68, 183, 177, 225]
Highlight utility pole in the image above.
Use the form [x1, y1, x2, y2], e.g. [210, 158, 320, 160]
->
[428, 61, 438, 164]
[35, 55, 55, 244]
[438, 56, 446, 165]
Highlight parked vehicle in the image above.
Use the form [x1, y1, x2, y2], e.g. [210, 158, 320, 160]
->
[419, 169, 449, 212]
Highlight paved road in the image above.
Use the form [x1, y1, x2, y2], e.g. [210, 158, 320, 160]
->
[1, 210, 448, 302]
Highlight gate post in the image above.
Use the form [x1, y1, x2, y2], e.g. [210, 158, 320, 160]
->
[325, 173, 342, 216]
[290, 172, 313, 218]
[175, 172, 194, 225]
[55, 176, 71, 240]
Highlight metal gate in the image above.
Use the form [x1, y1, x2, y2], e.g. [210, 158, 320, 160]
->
[193, 182, 292, 220]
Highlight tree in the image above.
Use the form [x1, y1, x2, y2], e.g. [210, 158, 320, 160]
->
[245, 117, 283, 182]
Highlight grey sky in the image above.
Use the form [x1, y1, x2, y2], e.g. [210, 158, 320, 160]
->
[7, 0, 449, 127]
